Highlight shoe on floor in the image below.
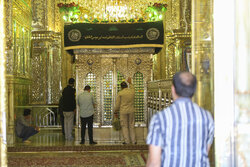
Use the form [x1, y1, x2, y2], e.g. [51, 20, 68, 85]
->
[80, 141, 85, 144]
[90, 141, 97, 145]
[122, 142, 128, 145]
[23, 140, 31, 143]
[66, 137, 74, 141]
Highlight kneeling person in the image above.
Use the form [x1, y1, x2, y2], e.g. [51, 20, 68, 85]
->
[16, 109, 40, 143]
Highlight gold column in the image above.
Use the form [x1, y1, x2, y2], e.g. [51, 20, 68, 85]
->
[152, 48, 166, 80]
[165, 37, 176, 79]
[31, 0, 63, 103]
[5, 0, 32, 145]
[192, 0, 214, 166]
[164, 0, 191, 79]
[0, 0, 7, 165]
[56, 1, 72, 89]
[152, 54, 160, 80]
[160, 46, 167, 79]
[192, 0, 214, 112]
[166, 31, 191, 79]
[152, 13, 167, 81]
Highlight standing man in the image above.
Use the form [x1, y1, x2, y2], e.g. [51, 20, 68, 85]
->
[146, 72, 214, 167]
[62, 78, 76, 141]
[78, 85, 97, 145]
[114, 77, 136, 144]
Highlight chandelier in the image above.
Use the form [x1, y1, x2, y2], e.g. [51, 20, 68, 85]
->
[57, 0, 168, 23]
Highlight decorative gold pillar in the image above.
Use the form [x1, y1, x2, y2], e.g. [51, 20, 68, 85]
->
[166, 30, 191, 79]
[166, 38, 176, 78]
[164, 0, 191, 79]
[4, 0, 32, 145]
[192, 0, 214, 112]
[31, 0, 63, 104]
[152, 54, 160, 80]
[192, 0, 214, 166]
[152, 47, 166, 80]
[158, 45, 167, 80]
[152, 13, 167, 81]
[0, 0, 7, 165]
[6, 79, 14, 144]
[31, 32, 62, 104]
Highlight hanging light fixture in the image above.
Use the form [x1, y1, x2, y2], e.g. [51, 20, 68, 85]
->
[57, 0, 168, 23]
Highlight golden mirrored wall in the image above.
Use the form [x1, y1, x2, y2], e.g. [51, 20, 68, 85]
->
[192, 0, 214, 165]
[0, 0, 7, 166]
[75, 53, 152, 127]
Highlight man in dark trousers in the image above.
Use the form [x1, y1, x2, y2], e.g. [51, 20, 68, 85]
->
[58, 96, 64, 136]
[77, 85, 97, 144]
[62, 78, 76, 141]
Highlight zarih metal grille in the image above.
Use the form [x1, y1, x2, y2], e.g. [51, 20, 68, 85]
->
[85, 72, 97, 122]
[85, 72, 97, 98]
[103, 71, 113, 124]
[117, 71, 125, 93]
[133, 72, 144, 122]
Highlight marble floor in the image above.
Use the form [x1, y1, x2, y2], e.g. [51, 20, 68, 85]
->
[10, 128, 146, 147]
[8, 128, 148, 167]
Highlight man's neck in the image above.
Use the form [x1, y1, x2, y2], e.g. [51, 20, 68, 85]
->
[174, 96, 191, 101]
[173, 94, 179, 101]
[24, 115, 30, 119]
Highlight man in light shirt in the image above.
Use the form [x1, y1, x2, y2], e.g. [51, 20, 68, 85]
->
[114, 77, 136, 144]
[146, 72, 214, 167]
[78, 85, 97, 145]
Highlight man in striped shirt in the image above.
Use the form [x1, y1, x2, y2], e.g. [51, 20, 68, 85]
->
[146, 72, 214, 167]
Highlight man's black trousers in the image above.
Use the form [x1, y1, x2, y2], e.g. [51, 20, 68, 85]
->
[80, 115, 94, 143]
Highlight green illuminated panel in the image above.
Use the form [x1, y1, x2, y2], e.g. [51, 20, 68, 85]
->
[85, 72, 97, 122]
[103, 71, 113, 123]
[85, 72, 97, 98]
[133, 72, 144, 122]
[117, 71, 125, 93]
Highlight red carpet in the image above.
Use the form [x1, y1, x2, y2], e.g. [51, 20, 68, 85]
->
[8, 151, 148, 167]
[8, 144, 148, 152]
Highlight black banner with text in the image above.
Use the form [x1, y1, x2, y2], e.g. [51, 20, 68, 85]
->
[64, 21, 164, 54]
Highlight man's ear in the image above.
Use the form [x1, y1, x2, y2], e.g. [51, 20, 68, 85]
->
[171, 85, 178, 100]
[171, 85, 175, 94]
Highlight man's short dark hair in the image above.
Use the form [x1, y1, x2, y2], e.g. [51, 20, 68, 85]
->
[68, 78, 75, 84]
[23, 109, 31, 116]
[121, 81, 128, 89]
[84, 85, 91, 90]
[172, 72, 197, 97]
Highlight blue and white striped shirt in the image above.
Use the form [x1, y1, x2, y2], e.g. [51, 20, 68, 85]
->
[147, 97, 214, 167]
